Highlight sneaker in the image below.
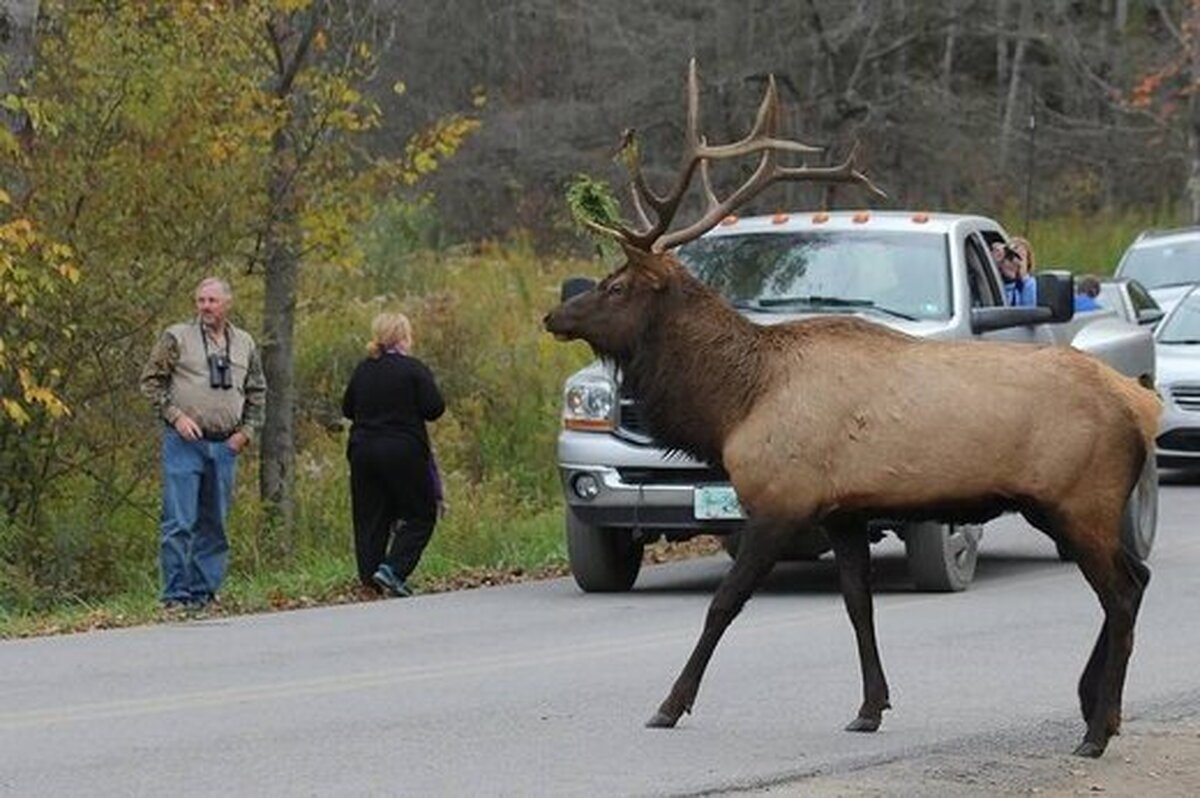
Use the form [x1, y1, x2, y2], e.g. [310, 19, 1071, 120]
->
[371, 564, 412, 598]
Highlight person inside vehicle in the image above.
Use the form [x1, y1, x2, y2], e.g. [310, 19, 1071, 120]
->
[1075, 274, 1103, 311]
[992, 238, 1037, 306]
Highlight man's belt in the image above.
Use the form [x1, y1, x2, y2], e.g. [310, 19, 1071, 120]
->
[201, 429, 234, 442]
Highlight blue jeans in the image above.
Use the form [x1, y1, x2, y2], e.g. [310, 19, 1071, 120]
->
[159, 428, 238, 603]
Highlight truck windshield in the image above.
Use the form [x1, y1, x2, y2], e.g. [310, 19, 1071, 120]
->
[676, 230, 952, 321]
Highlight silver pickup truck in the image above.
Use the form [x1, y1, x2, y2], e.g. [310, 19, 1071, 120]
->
[555, 210, 1157, 592]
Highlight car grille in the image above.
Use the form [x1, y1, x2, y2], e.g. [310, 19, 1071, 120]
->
[1171, 384, 1200, 412]
[1158, 429, 1200, 452]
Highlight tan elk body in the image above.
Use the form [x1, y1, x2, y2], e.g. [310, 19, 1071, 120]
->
[544, 60, 1160, 759]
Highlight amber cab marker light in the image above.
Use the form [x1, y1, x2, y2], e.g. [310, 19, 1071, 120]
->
[720, 214, 739, 226]
[912, 212, 931, 223]
[852, 211, 870, 224]
[771, 212, 789, 225]
[812, 212, 830, 224]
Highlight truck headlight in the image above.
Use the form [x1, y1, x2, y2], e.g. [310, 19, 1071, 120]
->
[563, 376, 615, 431]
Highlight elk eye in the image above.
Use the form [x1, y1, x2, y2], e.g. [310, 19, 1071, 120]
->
[607, 282, 625, 296]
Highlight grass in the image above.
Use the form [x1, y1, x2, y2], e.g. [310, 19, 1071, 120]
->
[0, 507, 571, 638]
[1001, 207, 1184, 275]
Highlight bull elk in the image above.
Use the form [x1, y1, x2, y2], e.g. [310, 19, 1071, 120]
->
[543, 60, 1160, 758]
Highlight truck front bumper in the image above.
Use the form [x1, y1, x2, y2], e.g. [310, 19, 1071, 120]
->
[557, 430, 742, 533]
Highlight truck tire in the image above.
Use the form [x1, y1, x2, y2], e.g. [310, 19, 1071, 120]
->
[1121, 456, 1157, 560]
[566, 510, 643, 592]
[904, 521, 981, 592]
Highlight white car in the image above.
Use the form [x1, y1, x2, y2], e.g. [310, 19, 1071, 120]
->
[1114, 227, 1200, 317]
[1155, 284, 1200, 470]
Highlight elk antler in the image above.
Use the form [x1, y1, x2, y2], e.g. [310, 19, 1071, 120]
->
[593, 59, 885, 254]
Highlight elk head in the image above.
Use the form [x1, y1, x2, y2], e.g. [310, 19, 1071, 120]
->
[543, 59, 884, 358]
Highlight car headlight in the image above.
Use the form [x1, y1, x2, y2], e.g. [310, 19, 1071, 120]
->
[562, 375, 615, 431]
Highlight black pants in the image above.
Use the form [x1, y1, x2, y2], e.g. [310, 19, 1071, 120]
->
[348, 437, 437, 585]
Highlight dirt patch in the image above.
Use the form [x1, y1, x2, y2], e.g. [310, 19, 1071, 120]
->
[732, 719, 1200, 797]
[1035, 721, 1200, 797]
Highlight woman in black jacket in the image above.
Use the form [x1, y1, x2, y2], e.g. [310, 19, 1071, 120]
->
[342, 312, 445, 596]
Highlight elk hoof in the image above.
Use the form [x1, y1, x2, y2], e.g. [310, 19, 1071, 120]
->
[645, 710, 680, 729]
[844, 716, 881, 733]
[1072, 740, 1106, 758]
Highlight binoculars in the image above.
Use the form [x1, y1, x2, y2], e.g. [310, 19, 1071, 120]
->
[208, 353, 233, 390]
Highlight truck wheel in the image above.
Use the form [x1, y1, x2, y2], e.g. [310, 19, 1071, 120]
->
[1121, 456, 1157, 560]
[904, 522, 981, 592]
[566, 510, 643, 592]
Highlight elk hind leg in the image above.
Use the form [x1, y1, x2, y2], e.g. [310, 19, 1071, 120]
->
[829, 517, 891, 732]
[1072, 538, 1150, 758]
[646, 517, 786, 729]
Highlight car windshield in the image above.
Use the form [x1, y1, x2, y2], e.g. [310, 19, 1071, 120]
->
[1157, 292, 1200, 344]
[1119, 239, 1200, 289]
[676, 230, 952, 321]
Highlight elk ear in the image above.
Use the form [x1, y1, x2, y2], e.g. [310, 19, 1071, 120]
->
[621, 242, 674, 290]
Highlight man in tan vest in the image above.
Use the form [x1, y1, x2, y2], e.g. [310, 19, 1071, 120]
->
[140, 277, 266, 609]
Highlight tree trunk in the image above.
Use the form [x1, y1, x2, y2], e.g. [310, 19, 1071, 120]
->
[259, 125, 300, 533]
[996, 0, 1010, 118]
[999, 0, 1032, 170]
[941, 19, 957, 94]
[257, 9, 322, 534]
[1191, 66, 1200, 224]
[0, 0, 39, 155]
[258, 126, 300, 535]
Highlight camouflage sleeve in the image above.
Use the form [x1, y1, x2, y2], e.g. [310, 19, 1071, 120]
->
[236, 339, 267, 443]
[139, 330, 182, 424]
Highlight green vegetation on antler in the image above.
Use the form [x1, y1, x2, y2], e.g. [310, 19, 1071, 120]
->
[566, 173, 624, 234]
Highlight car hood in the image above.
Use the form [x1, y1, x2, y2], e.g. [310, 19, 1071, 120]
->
[1154, 342, 1200, 387]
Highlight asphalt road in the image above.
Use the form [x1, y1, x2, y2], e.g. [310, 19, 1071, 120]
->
[3, 474, 1200, 797]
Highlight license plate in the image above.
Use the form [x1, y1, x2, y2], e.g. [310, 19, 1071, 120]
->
[694, 485, 746, 520]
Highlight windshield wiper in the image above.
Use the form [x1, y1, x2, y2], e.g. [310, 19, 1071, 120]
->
[729, 299, 764, 311]
[756, 295, 918, 320]
[1158, 338, 1200, 344]
[758, 294, 865, 308]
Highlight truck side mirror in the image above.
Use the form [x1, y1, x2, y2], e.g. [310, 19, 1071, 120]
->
[561, 276, 596, 302]
[1136, 307, 1164, 326]
[1036, 271, 1075, 323]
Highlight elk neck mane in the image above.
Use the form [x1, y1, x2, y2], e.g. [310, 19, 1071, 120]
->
[616, 263, 770, 466]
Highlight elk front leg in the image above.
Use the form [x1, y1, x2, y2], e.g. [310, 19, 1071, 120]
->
[829, 518, 890, 732]
[646, 518, 786, 729]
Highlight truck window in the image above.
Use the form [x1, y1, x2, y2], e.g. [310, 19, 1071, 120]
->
[965, 235, 1001, 307]
[677, 230, 953, 321]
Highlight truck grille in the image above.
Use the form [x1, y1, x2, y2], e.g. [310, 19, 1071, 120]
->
[1171, 384, 1200, 412]
[1158, 429, 1200, 451]
[617, 466, 730, 485]
[617, 397, 652, 441]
